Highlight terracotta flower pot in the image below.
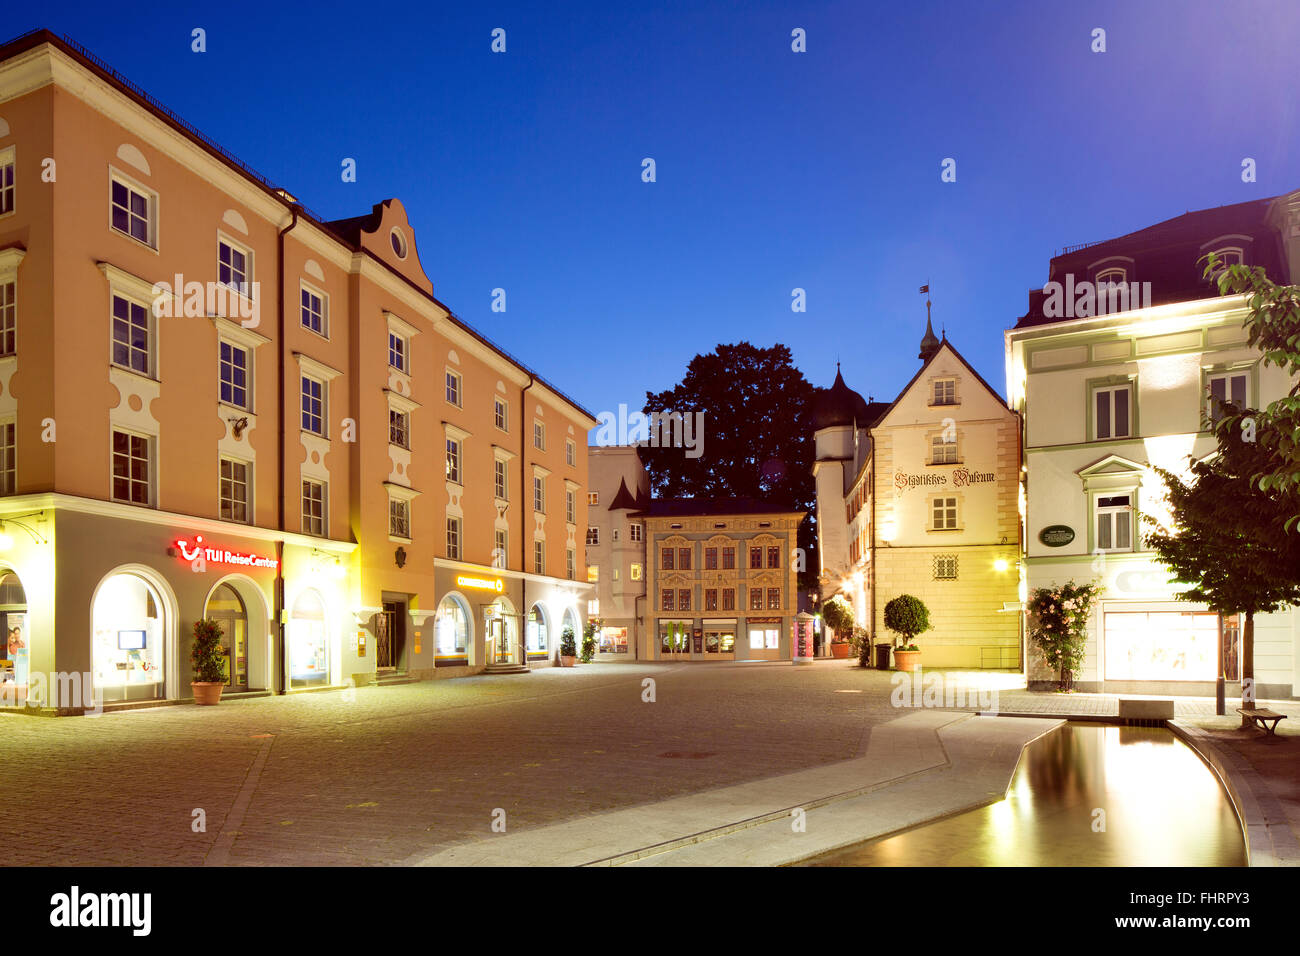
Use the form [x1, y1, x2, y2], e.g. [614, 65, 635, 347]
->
[830, 643, 851, 659]
[893, 650, 920, 673]
[191, 681, 224, 705]
[560, 656, 577, 667]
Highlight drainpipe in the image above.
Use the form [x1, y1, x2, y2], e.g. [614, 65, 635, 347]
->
[520, 373, 535, 665]
[634, 592, 645, 661]
[276, 205, 300, 693]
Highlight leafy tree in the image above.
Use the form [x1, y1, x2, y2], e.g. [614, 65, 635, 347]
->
[883, 595, 931, 650]
[820, 595, 854, 642]
[1027, 581, 1100, 692]
[1143, 445, 1300, 721]
[1208, 255, 1300, 530]
[638, 342, 818, 588]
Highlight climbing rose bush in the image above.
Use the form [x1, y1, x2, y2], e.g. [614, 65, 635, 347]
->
[1028, 580, 1101, 691]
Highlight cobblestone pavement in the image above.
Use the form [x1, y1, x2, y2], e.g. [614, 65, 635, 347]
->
[0, 661, 1293, 866]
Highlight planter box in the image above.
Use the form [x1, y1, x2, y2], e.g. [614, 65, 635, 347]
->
[191, 681, 224, 705]
[893, 650, 921, 673]
[559, 656, 577, 667]
[830, 643, 851, 659]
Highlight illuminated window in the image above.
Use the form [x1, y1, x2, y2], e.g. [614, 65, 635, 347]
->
[588, 491, 599, 506]
[630, 563, 642, 581]
[749, 588, 763, 611]
[767, 588, 781, 610]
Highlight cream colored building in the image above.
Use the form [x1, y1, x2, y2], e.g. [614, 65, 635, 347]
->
[1006, 191, 1300, 697]
[585, 445, 649, 658]
[815, 322, 1021, 668]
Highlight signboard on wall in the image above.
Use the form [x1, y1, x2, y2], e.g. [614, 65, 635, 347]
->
[1038, 525, 1075, 547]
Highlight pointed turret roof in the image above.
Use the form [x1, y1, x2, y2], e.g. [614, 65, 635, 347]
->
[608, 477, 642, 511]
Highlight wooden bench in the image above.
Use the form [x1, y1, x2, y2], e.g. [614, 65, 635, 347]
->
[1238, 708, 1287, 736]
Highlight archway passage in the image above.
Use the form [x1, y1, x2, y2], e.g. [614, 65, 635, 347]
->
[206, 583, 249, 692]
[0, 572, 29, 703]
[92, 572, 166, 702]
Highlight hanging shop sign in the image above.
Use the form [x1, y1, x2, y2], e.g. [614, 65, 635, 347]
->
[456, 575, 505, 593]
[172, 535, 279, 570]
[1038, 525, 1075, 547]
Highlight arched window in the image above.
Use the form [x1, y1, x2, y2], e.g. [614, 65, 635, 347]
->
[92, 572, 166, 701]
[435, 594, 471, 659]
[527, 604, 549, 653]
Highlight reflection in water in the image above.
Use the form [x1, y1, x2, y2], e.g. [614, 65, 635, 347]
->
[803, 723, 1245, 867]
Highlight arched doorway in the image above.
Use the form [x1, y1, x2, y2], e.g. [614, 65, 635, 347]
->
[434, 593, 471, 665]
[288, 589, 329, 688]
[0, 571, 29, 703]
[206, 583, 249, 693]
[526, 603, 550, 661]
[92, 572, 167, 702]
[562, 607, 580, 659]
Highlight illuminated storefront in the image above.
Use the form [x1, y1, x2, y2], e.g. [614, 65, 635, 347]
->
[91, 572, 167, 703]
[289, 589, 330, 688]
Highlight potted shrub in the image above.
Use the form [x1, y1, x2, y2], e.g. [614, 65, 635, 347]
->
[580, 619, 599, 663]
[559, 626, 577, 667]
[191, 618, 227, 705]
[821, 596, 854, 659]
[883, 595, 931, 672]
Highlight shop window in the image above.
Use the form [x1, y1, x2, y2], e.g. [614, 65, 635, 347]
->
[587, 565, 599, 583]
[704, 629, 735, 654]
[599, 626, 629, 654]
[748, 627, 780, 650]
[206, 583, 249, 691]
[435, 594, 470, 658]
[0, 572, 29, 700]
[92, 573, 165, 701]
[527, 606, 549, 653]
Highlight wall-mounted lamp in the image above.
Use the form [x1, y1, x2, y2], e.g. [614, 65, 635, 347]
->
[0, 515, 48, 551]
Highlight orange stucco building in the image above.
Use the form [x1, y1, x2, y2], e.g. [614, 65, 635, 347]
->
[0, 30, 595, 711]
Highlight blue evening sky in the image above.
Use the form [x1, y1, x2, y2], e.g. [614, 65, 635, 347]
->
[22, 0, 1300, 422]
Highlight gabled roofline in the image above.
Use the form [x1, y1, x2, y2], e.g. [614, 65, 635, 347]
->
[0, 28, 597, 426]
[872, 338, 1008, 428]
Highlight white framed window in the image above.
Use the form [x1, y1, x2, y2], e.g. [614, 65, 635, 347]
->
[587, 491, 599, 506]
[389, 408, 409, 448]
[533, 420, 545, 451]
[534, 540, 545, 575]
[111, 293, 153, 376]
[931, 496, 958, 530]
[219, 458, 251, 523]
[534, 475, 545, 513]
[0, 146, 13, 216]
[566, 548, 575, 580]
[219, 340, 250, 410]
[932, 379, 956, 405]
[565, 438, 576, 467]
[301, 283, 327, 337]
[930, 433, 958, 464]
[110, 171, 155, 247]
[300, 374, 325, 435]
[388, 331, 408, 373]
[1095, 493, 1133, 552]
[217, 237, 251, 298]
[586, 527, 599, 546]
[447, 515, 462, 559]
[1094, 383, 1132, 440]
[566, 489, 576, 524]
[445, 369, 461, 407]
[0, 420, 15, 495]
[0, 280, 14, 356]
[494, 397, 508, 432]
[390, 497, 411, 539]
[445, 437, 462, 484]
[629, 523, 642, 543]
[494, 529, 508, 569]
[111, 429, 153, 506]
[494, 458, 508, 500]
[1206, 370, 1248, 428]
[302, 479, 327, 535]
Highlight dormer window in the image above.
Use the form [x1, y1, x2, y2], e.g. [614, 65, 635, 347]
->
[1206, 247, 1244, 282]
[932, 379, 956, 406]
[1095, 266, 1127, 286]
